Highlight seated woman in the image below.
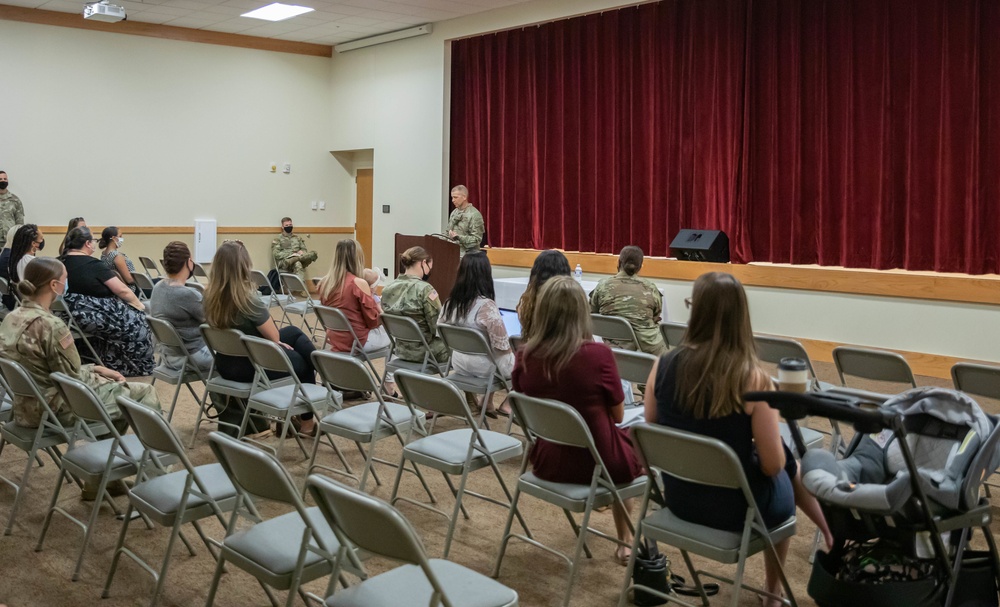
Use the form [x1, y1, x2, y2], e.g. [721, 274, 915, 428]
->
[203, 241, 317, 436]
[57, 216, 86, 256]
[317, 238, 394, 392]
[643, 272, 832, 606]
[8, 224, 44, 284]
[516, 249, 571, 341]
[58, 227, 154, 377]
[149, 241, 212, 373]
[440, 252, 514, 417]
[513, 276, 641, 564]
[0, 257, 160, 429]
[589, 245, 666, 355]
[380, 246, 449, 369]
[99, 226, 140, 296]
[0, 224, 20, 311]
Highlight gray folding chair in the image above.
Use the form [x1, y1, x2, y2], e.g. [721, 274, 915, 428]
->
[191, 262, 209, 284]
[39, 372, 168, 581]
[0, 359, 78, 536]
[492, 392, 647, 607]
[952, 362, 1000, 492]
[832, 346, 917, 390]
[308, 351, 429, 493]
[103, 397, 239, 607]
[206, 432, 363, 607]
[307, 474, 520, 607]
[133, 272, 155, 302]
[278, 272, 320, 338]
[148, 317, 209, 422]
[613, 349, 656, 407]
[252, 269, 289, 312]
[381, 313, 450, 394]
[620, 423, 797, 607]
[438, 323, 511, 428]
[314, 304, 389, 381]
[390, 370, 527, 557]
[0, 275, 17, 312]
[51, 295, 105, 366]
[187, 281, 205, 295]
[659, 320, 687, 350]
[241, 335, 337, 459]
[139, 256, 162, 280]
[591, 313, 641, 351]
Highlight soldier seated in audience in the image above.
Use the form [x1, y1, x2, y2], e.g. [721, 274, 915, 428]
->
[589, 245, 667, 355]
[271, 216, 317, 283]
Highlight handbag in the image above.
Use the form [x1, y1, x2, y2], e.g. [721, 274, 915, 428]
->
[631, 539, 670, 606]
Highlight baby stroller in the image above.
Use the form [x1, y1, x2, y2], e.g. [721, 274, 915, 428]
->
[747, 387, 1000, 607]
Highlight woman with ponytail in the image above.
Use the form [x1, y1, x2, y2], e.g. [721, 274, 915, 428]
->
[0, 257, 161, 428]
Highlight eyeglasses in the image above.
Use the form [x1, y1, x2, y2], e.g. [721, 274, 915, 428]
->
[684, 297, 692, 309]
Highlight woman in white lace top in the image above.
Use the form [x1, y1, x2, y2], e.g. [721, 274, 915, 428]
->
[440, 252, 514, 417]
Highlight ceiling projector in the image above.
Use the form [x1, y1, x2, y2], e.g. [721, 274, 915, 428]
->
[83, 1, 126, 22]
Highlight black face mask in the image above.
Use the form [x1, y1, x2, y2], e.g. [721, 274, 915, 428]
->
[37, 239, 44, 251]
[283, 225, 293, 234]
[0, 181, 8, 190]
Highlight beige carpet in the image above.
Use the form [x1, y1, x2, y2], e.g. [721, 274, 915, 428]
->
[0, 343, 996, 607]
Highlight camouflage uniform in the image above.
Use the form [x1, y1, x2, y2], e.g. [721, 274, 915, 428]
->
[380, 274, 449, 364]
[589, 271, 667, 356]
[0, 190, 24, 249]
[271, 233, 318, 281]
[0, 300, 160, 428]
[448, 205, 485, 256]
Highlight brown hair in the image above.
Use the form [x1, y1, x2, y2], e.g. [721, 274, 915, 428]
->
[517, 250, 571, 340]
[618, 245, 643, 276]
[318, 239, 365, 300]
[675, 272, 768, 419]
[399, 246, 431, 271]
[162, 241, 192, 275]
[18, 257, 65, 299]
[522, 276, 593, 380]
[203, 241, 257, 329]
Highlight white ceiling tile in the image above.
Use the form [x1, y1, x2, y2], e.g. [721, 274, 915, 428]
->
[334, 15, 381, 26]
[125, 10, 178, 22]
[202, 16, 260, 31]
[38, 0, 84, 12]
[164, 13, 225, 26]
[0, 0, 49, 8]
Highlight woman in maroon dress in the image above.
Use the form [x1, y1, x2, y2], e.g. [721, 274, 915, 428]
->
[512, 275, 642, 565]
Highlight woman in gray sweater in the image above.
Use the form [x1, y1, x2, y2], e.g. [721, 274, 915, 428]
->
[149, 241, 213, 372]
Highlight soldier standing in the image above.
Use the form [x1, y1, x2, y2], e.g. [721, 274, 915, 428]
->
[447, 185, 485, 257]
[589, 245, 667, 356]
[0, 171, 25, 250]
[271, 216, 318, 282]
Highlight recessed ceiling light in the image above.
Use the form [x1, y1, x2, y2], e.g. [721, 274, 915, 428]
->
[241, 2, 314, 21]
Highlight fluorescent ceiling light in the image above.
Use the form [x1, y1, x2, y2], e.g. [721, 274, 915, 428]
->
[241, 2, 313, 21]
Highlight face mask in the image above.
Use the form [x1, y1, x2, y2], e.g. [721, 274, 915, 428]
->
[37, 239, 44, 251]
[54, 279, 68, 296]
[283, 225, 293, 234]
[116, 237, 124, 247]
[0, 181, 7, 190]
[421, 262, 431, 281]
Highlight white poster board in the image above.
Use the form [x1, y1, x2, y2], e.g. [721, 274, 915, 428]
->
[193, 219, 217, 264]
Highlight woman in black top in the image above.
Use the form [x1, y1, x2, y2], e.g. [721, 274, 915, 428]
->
[58, 227, 154, 376]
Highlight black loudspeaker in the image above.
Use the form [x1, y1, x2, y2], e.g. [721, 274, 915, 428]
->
[669, 229, 730, 263]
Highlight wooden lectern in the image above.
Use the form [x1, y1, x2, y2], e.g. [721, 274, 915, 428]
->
[393, 234, 461, 300]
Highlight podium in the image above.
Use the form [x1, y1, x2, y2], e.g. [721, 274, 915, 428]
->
[394, 234, 461, 301]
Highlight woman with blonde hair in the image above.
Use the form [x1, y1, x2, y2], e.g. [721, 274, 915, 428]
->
[512, 275, 642, 563]
[644, 272, 831, 606]
[204, 241, 318, 436]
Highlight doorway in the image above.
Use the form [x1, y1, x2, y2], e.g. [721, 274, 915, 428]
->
[355, 168, 373, 264]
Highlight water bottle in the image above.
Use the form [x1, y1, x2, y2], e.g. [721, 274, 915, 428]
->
[574, 264, 583, 282]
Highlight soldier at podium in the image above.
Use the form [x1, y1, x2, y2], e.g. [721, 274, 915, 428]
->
[447, 185, 484, 257]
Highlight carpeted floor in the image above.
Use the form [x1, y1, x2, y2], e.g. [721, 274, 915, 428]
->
[0, 331, 996, 607]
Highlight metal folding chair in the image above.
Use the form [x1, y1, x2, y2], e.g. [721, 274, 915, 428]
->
[619, 423, 797, 607]
[492, 392, 647, 607]
[306, 474, 520, 607]
[51, 295, 104, 366]
[390, 370, 527, 557]
[952, 362, 1000, 493]
[308, 351, 429, 492]
[191, 262, 209, 284]
[381, 313, 450, 394]
[251, 269, 289, 312]
[240, 335, 337, 459]
[438, 323, 511, 428]
[314, 304, 389, 381]
[103, 397, 239, 607]
[832, 346, 917, 390]
[147, 316, 209, 422]
[0, 359, 79, 536]
[139, 256, 162, 280]
[278, 273, 320, 338]
[38, 372, 167, 581]
[612, 349, 656, 407]
[659, 320, 687, 350]
[591, 313, 641, 351]
[133, 272, 155, 302]
[205, 432, 363, 607]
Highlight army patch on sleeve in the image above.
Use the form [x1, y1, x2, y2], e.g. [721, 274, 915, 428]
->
[59, 331, 74, 350]
[428, 290, 439, 301]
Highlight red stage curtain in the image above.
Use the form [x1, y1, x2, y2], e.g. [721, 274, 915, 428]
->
[449, 0, 1000, 274]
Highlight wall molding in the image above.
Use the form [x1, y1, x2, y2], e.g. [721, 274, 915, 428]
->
[0, 5, 334, 57]
[485, 247, 1000, 306]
